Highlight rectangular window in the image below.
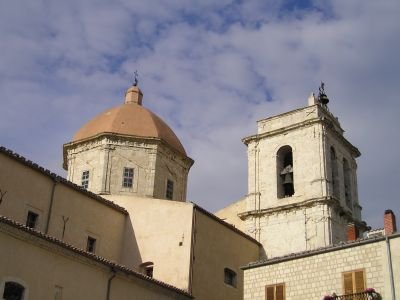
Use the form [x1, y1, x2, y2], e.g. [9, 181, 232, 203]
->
[54, 286, 63, 300]
[343, 269, 365, 294]
[81, 170, 90, 189]
[86, 236, 96, 253]
[26, 211, 39, 229]
[265, 283, 285, 300]
[3, 281, 25, 300]
[224, 268, 237, 287]
[122, 167, 134, 188]
[166, 179, 174, 200]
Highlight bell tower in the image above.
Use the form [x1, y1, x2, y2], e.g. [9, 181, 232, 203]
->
[240, 84, 368, 258]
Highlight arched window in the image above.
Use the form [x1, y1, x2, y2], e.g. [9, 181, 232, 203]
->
[330, 147, 340, 198]
[3, 281, 25, 300]
[277, 146, 294, 198]
[343, 158, 352, 207]
[139, 261, 154, 278]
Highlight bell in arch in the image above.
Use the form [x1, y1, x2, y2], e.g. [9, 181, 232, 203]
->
[282, 172, 293, 184]
[280, 164, 294, 197]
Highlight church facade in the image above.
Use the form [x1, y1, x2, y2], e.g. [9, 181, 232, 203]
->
[0, 83, 399, 300]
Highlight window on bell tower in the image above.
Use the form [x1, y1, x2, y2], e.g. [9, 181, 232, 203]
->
[343, 158, 352, 208]
[330, 147, 340, 199]
[277, 146, 294, 198]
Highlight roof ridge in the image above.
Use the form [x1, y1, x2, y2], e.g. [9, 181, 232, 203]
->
[192, 202, 262, 246]
[242, 233, 400, 269]
[0, 145, 128, 214]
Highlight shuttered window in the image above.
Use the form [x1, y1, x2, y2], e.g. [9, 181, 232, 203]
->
[265, 283, 285, 300]
[343, 270, 365, 294]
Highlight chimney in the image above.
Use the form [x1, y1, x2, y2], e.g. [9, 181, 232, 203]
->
[347, 223, 359, 241]
[308, 93, 317, 106]
[384, 209, 397, 235]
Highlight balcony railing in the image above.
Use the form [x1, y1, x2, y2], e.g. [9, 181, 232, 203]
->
[324, 291, 381, 300]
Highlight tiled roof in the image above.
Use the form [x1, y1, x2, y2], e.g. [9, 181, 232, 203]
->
[0, 146, 128, 215]
[0, 215, 193, 298]
[193, 203, 262, 246]
[71, 95, 187, 156]
[242, 232, 400, 270]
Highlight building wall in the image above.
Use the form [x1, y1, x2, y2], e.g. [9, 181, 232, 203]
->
[0, 152, 54, 232]
[243, 235, 400, 300]
[0, 222, 191, 300]
[192, 208, 260, 300]
[325, 133, 361, 220]
[250, 204, 332, 258]
[0, 151, 127, 262]
[105, 195, 194, 291]
[215, 197, 247, 232]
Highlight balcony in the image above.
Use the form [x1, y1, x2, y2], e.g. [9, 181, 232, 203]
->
[323, 290, 382, 300]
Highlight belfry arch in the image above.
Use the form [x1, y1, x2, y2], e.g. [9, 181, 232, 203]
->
[277, 145, 294, 198]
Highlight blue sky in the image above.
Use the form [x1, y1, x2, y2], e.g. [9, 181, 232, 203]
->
[1, 0, 399, 228]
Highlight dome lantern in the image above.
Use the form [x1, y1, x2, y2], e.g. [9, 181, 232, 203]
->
[125, 86, 143, 105]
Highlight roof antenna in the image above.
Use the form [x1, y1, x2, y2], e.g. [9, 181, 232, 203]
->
[133, 70, 139, 86]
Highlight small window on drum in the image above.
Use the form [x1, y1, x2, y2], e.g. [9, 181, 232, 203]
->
[166, 179, 174, 200]
[122, 167, 134, 188]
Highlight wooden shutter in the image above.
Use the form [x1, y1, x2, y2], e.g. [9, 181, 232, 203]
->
[343, 272, 354, 294]
[266, 286, 274, 300]
[265, 284, 285, 300]
[354, 270, 365, 292]
[276, 284, 284, 300]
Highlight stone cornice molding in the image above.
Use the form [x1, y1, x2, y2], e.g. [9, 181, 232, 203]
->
[242, 113, 360, 158]
[63, 133, 194, 170]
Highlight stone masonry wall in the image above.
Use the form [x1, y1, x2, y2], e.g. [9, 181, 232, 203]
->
[66, 136, 191, 201]
[243, 239, 389, 300]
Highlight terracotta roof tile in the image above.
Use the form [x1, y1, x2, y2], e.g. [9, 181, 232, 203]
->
[72, 102, 187, 155]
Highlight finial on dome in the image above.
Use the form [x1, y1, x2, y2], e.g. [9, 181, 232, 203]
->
[133, 70, 139, 86]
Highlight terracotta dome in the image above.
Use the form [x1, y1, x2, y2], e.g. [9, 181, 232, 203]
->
[72, 86, 186, 155]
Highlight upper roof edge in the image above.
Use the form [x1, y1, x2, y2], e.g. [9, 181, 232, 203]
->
[0, 145, 128, 215]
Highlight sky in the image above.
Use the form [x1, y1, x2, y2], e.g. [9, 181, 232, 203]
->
[0, 0, 399, 229]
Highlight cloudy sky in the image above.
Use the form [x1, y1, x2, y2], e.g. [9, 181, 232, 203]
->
[1, 0, 399, 228]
